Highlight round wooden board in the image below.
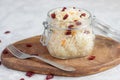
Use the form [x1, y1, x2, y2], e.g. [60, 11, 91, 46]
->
[1, 35, 120, 77]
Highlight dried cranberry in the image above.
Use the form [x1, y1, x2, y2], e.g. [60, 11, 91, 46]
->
[3, 49, 8, 54]
[68, 25, 74, 28]
[51, 13, 56, 19]
[65, 30, 71, 35]
[4, 31, 11, 34]
[80, 13, 86, 17]
[0, 61, 1, 65]
[20, 78, 24, 80]
[46, 74, 54, 80]
[84, 30, 90, 34]
[26, 44, 32, 47]
[76, 21, 81, 25]
[62, 7, 66, 11]
[26, 71, 34, 77]
[63, 14, 68, 20]
[88, 56, 95, 60]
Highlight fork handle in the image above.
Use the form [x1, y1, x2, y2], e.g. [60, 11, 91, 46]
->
[31, 56, 75, 71]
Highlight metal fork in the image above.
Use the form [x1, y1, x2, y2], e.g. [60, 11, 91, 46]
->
[7, 45, 75, 72]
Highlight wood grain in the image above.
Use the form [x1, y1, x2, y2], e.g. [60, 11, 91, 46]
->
[1, 35, 120, 77]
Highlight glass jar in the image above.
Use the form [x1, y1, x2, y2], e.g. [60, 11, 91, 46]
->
[40, 7, 95, 59]
[40, 7, 120, 59]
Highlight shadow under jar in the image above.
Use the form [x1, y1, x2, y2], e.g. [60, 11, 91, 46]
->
[40, 7, 95, 59]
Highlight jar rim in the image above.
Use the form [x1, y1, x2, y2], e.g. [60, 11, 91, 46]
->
[47, 7, 92, 21]
[46, 7, 92, 30]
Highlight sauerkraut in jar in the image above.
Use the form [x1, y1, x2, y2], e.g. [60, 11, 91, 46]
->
[40, 7, 95, 59]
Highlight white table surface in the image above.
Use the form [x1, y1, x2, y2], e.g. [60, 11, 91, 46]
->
[0, 0, 120, 80]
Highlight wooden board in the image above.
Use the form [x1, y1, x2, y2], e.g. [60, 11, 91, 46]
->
[1, 35, 120, 77]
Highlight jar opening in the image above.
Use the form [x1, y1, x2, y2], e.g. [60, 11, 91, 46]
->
[47, 7, 92, 30]
[47, 7, 92, 20]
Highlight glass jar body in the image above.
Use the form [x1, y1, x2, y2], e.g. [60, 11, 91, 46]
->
[47, 27, 95, 59]
[40, 7, 95, 59]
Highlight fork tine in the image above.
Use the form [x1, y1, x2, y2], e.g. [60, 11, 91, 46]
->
[7, 45, 22, 57]
[6, 45, 76, 71]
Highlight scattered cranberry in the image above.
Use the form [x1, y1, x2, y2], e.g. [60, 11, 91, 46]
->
[26, 44, 32, 47]
[76, 21, 81, 25]
[68, 25, 74, 28]
[3, 49, 8, 54]
[65, 30, 71, 35]
[63, 14, 68, 20]
[73, 7, 76, 9]
[4, 31, 11, 34]
[0, 61, 1, 65]
[51, 13, 56, 19]
[20, 78, 24, 80]
[46, 74, 54, 80]
[26, 71, 34, 77]
[62, 7, 66, 11]
[80, 13, 86, 17]
[84, 30, 90, 34]
[88, 56, 95, 60]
